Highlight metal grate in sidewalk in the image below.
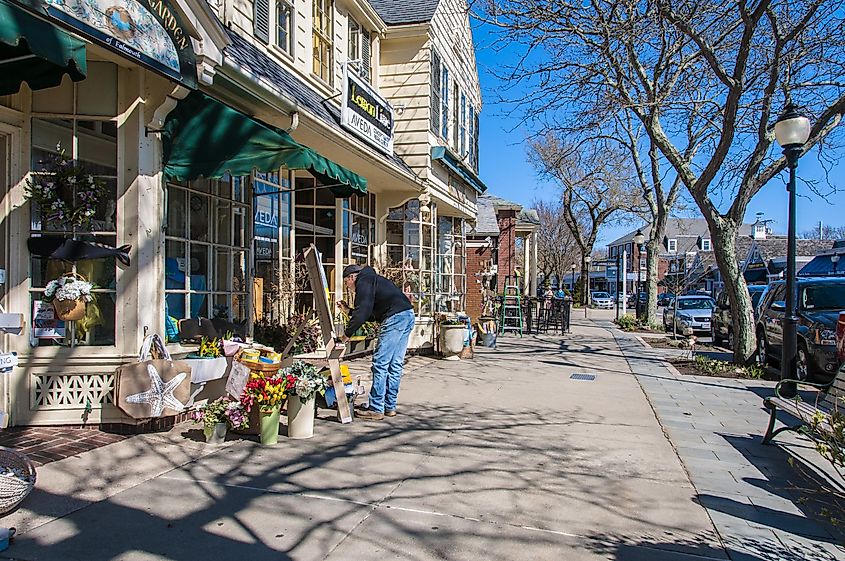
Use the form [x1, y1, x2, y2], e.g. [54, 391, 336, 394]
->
[570, 373, 596, 381]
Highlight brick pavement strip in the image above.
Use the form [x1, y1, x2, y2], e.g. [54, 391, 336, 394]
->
[602, 318, 845, 560]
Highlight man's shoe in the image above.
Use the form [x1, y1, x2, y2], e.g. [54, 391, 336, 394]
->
[355, 409, 384, 421]
[384, 410, 397, 417]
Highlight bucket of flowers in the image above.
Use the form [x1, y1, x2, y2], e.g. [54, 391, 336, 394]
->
[42, 273, 94, 321]
[240, 373, 286, 445]
[283, 360, 327, 439]
[192, 396, 248, 444]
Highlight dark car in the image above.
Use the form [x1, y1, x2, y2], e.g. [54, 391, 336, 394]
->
[657, 292, 674, 307]
[711, 285, 768, 348]
[756, 277, 845, 381]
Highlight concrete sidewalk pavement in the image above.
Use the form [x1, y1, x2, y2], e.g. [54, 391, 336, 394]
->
[0, 318, 836, 560]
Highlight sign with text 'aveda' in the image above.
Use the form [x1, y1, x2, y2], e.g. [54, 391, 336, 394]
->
[341, 64, 394, 155]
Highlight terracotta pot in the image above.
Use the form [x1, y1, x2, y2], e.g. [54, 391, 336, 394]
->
[53, 298, 85, 321]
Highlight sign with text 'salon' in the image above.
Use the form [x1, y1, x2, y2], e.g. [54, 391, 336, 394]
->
[341, 64, 394, 155]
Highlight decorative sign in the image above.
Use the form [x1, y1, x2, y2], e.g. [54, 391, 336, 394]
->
[341, 64, 394, 155]
[0, 353, 18, 372]
[32, 300, 64, 340]
[15, 0, 197, 88]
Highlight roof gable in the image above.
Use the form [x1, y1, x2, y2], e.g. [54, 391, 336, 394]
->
[368, 0, 441, 25]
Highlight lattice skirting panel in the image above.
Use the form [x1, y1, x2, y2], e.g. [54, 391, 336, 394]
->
[32, 373, 116, 410]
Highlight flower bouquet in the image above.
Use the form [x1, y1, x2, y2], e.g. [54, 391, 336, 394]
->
[43, 273, 94, 321]
[240, 373, 286, 445]
[192, 396, 247, 443]
[283, 360, 327, 439]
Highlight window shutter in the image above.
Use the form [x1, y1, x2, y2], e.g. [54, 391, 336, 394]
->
[254, 0, 270, 42]
[441, 67, 449, 138]
[473, 108, 480, 170]
[430, 50, 441, 134]
[361, 29, 371, 81]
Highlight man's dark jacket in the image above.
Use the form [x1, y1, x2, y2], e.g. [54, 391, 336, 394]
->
[345, 267, 412, 337]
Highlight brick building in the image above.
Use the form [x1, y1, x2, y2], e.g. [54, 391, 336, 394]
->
[466, 195, 539, 320]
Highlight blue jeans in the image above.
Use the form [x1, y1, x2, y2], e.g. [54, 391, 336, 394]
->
[367, 309, 415, 413]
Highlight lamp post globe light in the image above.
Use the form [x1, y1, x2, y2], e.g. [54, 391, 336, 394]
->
[632, 229, 646, 320]
[774, 103, 811, 397]
[584, 255, 592, 318]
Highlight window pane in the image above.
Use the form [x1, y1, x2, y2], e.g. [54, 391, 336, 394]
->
[166, 293, 186, 320]
[386, 222, 403, 245]
[233, 250, 247, 293]
[167, 187, 188, 238]
[189, 194, 210, 241]
[190, 292, 209, 319]
[233, 204, 247, 247]
[387, 246, 402, 265]
[190, 244, 210, 291]
[77, 120, 117, 175]
[315, 208, 335, 232]
[165, 240, 186, 290]
[215, 247, 232, 291]
[215, 201, 232, 245]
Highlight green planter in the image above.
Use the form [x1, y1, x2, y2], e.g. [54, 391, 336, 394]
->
[259, 405, 281, 446]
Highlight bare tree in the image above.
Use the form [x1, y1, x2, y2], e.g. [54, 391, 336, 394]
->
[479, 0, 845, 364]
[532, 198, 580, 288]
[799, 224, 845, 240]
[529, 135, 639, 303]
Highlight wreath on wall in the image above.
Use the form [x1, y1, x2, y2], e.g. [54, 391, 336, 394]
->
[25, 144, 107, 230]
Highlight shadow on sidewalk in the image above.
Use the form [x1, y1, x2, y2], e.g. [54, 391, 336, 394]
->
[6, 400, 719, 561]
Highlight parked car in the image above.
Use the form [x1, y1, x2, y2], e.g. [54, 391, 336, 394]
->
[590, 291, 614, 309]
[657, 293, 674, 307]
[711, 285, 768, 348]
[663, 295, 716, 334]
[628, 292, 647, 307]
[756, 277, 845, 381]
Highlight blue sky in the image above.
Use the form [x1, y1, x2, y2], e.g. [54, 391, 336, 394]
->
[471, 21, 845, 248]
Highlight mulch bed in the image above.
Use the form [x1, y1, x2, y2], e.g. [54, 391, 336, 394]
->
[642, 337, 721, 351]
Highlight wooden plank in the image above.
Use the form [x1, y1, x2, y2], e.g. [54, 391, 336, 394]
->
[302, 245, 352, 424]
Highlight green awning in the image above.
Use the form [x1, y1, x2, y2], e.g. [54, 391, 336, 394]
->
[431, 146, 487, 193]
[0, 0, 86, 95]
[161, 91, 367, 196]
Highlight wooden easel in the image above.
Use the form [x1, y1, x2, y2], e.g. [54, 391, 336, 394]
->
[303, 245, 352, 423]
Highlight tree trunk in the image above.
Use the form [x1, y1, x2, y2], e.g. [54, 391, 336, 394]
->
[709, 223, 756, 364]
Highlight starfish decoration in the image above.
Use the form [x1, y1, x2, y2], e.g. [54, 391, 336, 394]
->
[125, 364, 188, 417]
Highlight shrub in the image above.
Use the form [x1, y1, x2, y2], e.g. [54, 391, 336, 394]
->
[615, 314, 641, 331]
[692, 355, 764, 379]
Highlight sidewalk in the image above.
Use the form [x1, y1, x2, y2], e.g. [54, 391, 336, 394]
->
[603, 318, 845, 560]
[0, 318, 840, 560]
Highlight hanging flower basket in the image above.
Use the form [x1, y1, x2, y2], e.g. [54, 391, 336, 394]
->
[43, 273, 94, 322]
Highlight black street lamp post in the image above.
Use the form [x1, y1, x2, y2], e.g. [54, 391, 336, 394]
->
[633, 229, 645, 320]
[774, 103, 811, 398]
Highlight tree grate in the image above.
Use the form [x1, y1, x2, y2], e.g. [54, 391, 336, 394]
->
[570, 373, 596, 381]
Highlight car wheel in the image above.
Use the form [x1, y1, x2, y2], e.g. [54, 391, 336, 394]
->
[756, 331, 771, 367]
[796, 343, 812, 382]
[712, 323, 722, 345]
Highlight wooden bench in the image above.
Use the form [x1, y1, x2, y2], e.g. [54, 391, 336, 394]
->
[762, 365, 845, 445]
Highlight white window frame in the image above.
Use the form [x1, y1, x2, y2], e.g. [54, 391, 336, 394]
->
[274, 0, 294, 55]
[312, 0, 334, 83]
[668, 238, 677, 253]
[701, 239, 711, 251]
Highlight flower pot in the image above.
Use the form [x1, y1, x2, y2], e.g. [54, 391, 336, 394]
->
[53, 298, 86, 321]
[203, 422, 227, 444]
[287, 395, 316, 439]
[440, 324, 466, 358]
[259, 405, 281, 446]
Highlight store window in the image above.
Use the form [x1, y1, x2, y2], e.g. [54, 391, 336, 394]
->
[435, 216, 466, 312]
[294, 175, 337, 310]
[347, 16, 370, 81]
[29, 63, 119, 347]
[386, 200, 434, 315]
[343, 193, 376, 266]
[253, 171, 293, 323]
[164, 176, 250, 328]
[313, 0, 334, 82]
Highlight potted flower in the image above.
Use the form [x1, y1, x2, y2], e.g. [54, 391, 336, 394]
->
[439, 318, 467, 360]
[283, 360, 327, 439]
[240, 373, 286, 445]
[42, 273, 94, 321]
[192, 396, 247, 444]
